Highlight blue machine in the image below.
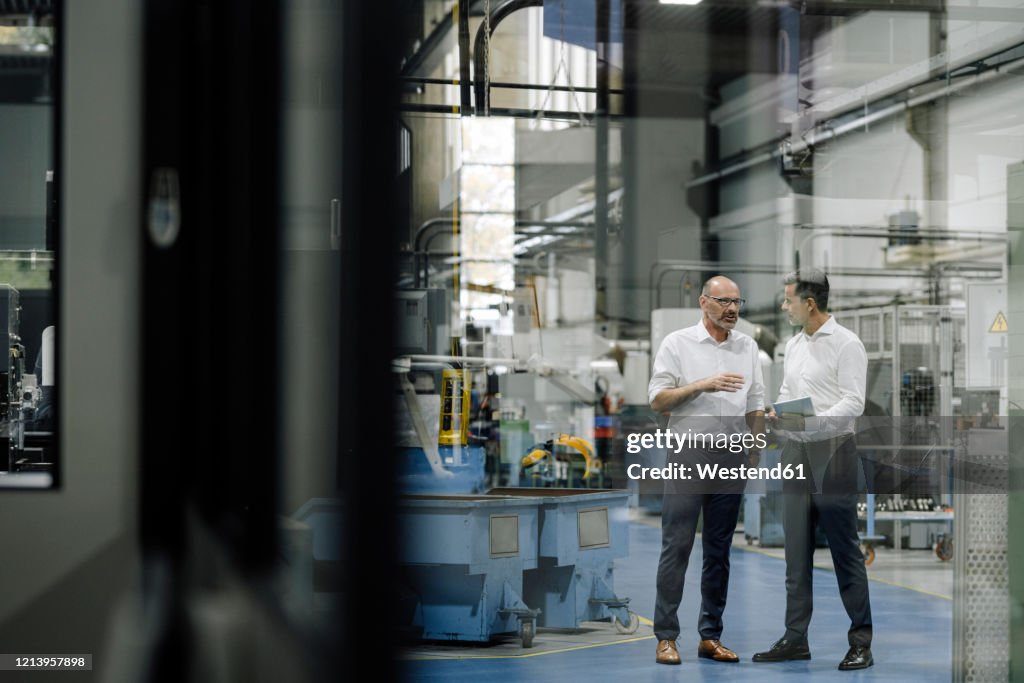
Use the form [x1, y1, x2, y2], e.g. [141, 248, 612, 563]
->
[397, 445, 486, 494]
[489, 488, 637, 633]
[399, 494, 542, 647]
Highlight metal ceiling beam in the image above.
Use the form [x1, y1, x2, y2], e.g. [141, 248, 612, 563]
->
[401, 101, 624, 121]
[687, 45, 1024, 190]
[400, 7, 457, 78]
[403, 75, 625, 95]
[400, 1, 487, 79]
[799, 0, 943, 15]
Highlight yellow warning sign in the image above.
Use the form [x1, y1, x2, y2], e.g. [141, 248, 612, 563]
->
[989, 311, 1008, 333]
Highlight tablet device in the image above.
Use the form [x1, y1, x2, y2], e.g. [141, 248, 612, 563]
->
[771, 396, 815, 417]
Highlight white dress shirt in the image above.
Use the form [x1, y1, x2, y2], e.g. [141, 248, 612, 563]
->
[775, 315, 867, 442]
[648, 320, 765, 434]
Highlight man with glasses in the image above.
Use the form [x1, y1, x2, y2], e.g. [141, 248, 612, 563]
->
[649, 275, 765, 665]
[752, 268, 873, 670]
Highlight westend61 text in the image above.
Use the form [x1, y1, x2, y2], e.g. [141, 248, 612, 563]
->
[627, 462, 806, 481]
[625, 429, 768, 455]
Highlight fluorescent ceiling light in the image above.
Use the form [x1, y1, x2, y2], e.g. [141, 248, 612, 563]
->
[659, 0, 703, 4]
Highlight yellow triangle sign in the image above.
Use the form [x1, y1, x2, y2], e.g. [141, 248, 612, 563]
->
[989, 311, 1008, 333]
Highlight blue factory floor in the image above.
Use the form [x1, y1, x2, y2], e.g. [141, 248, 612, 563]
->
[402, 514, 952, 682]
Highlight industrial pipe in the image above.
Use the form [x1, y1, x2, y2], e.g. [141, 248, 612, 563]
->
[403, 354, 526, 369]
[652, 261, 1003, 310]
[686, 51, 1024, 189]
[418, 221, 594, 286]
[412, 217, 459, 288]
[402, 76, 624, 96]
[473, 0, 544, 116]
[796, 226, 1007, 270]
[649, 259, 938, 310]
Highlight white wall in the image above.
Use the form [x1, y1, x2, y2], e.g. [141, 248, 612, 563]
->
[947, 78, 1024, 232]
[808, 120, 927, 300]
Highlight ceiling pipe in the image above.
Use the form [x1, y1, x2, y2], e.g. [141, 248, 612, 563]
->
[648, 259, 991, 311]
[458, 0, 472, 114]
[412, 217, 459, 288]
[796, 226, 1007, 269]
[473, 0, 544, 116]
[416, 220, 595, 286]
[652, 260, 1003, 310]
[402, 76, 624, 96]
[686, 51, 1024, 189]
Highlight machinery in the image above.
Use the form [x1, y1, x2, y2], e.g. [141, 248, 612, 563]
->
[437, 368, 469, 446]
[394, 362, 486, 494]
[0, 285, 21, 425]
[292, 494, 545, 648]
[489, 487, 637, 633]
[393, 287, 487, 494]
[0, 284, 49, 474]
[394, 288, 450, 356]
[399, 494, 541, 647]
[833, 305, 960, 551]
[519, 433, 599, 487]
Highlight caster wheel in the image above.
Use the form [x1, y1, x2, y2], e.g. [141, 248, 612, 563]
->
[614, 611, 640, 635]
[520, 620, 535, 648]
[861, 544, 875, 566]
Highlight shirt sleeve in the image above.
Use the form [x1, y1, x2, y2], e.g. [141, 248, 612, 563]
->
[648, 336, 681, 406]
[820, 338, 867, 418]
[746, 343, 765, 413]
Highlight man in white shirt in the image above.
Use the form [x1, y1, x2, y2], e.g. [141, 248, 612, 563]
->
[752, 269, 873, 671]
[648, 275, 765, 666]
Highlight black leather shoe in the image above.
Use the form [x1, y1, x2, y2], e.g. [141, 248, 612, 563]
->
[752, 638, 811, 662]
[838, 646, 873, 670]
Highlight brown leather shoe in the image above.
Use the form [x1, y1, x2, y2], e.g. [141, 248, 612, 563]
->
[656, 640, 681, 665]
[698, 639, 739, 663]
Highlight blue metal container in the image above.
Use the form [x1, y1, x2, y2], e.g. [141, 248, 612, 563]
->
[399, 494, 541, 646]
[397, 445, 486, 494]
[488, 488, 637, 633]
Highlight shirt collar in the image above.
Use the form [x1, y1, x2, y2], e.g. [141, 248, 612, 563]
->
[694, 319, 731, 345]
[805, 315, 836, 339]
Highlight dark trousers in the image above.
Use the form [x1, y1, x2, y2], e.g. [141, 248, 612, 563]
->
[654, 490, 742, 641]
[782, 437, 872, 647]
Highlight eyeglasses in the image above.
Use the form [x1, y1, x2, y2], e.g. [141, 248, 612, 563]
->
[704, 294, 745, 309]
